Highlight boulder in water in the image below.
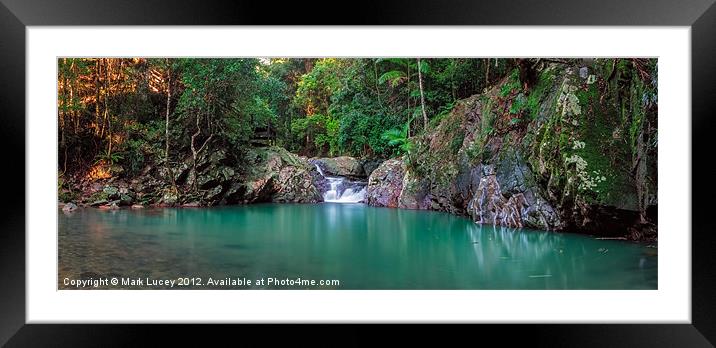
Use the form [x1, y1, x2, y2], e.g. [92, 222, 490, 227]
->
[62, 202, 78, 212]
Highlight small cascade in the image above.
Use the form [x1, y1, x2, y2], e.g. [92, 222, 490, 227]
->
[314, 164, 367, 203]
[314, 163, 326, 177]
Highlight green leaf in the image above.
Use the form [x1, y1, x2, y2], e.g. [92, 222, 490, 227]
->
[378, 70, 406, 87]
[418, 59, 430, 74]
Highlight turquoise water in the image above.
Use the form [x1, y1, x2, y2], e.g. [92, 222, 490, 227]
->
[58, 203, 657, 289]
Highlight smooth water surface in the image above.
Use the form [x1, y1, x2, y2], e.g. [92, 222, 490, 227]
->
[58, 204, 657, 289]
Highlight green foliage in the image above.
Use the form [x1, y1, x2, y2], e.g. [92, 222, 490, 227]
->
[526, 67, 556, 119]
[313, 114, 340, 155]
[382, 122, 414, 156]
[378, 70, 406, 87]
[176, 58, 259, 150]
[58, 57, 520, 180]
[509, 93, 527, 115]
[57, 174, 78, 202]
[500, 68, 522, 97]
[428, 101, 456, 129]
[95, 152, 124, 165]
[450, 133, 465, 154]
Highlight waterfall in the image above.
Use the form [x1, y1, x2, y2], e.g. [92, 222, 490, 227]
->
[314, 163, 326, 177]
[314, 164, 367, 203]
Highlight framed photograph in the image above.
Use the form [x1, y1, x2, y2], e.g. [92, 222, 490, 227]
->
[2, 0, 714, 346]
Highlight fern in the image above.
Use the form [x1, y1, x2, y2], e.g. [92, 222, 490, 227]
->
[378, 70, 406, 87]
[382, 121, 414, 155]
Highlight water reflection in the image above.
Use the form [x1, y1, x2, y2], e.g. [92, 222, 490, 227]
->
[58, 204, 657, 289]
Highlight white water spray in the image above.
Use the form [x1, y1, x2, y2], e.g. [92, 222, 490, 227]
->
[314, 164, 367, 203]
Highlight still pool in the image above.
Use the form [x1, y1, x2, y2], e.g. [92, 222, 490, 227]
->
[58, 203, 657, 289]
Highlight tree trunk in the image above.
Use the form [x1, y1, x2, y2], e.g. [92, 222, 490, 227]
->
[60, 60, 68, 173]
[104, 59, 112, 158]
[373, 59, 382, 106]
[95, 59, 101, 136]
[634, 121, 649, 223]
[451, 59, 457, 101]
[164, 60, 178, 190]
[165, 60, 172, 162]
[70, 60, 78, 133]
[485, 58, 490, 86]
[406, 61, 411, 134]
[417, 58, 428, 130]
[190, 113, 213, 192]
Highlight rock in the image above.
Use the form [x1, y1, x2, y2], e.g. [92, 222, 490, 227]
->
[173, 161, 192, 185]
[222, 147, 322, 204]
[182, 202, 201, 208]
[103, 186, 119, 199]
[365, 159, 405, 208]
[198, 166, 234, 190]
[89, 199, 109, 207]
[161, 190, 179, 205]
[98, 202, 119, 210]
[579, 66, 589, 79]
[273, 166, 322, 203]
[361, 159, 384, 177]
[119, 194, 133, 206]
[397, 171, 432, 210]
[62, 202, 78, 212]
[130, 204, 144, 209]
[467, 173, 531, 229]
[203, 185, 225, 204]
[314, 156, 365, 177]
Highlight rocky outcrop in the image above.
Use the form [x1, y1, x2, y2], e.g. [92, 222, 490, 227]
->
[465, 164, 560, 229]
[64, 146, 322, 207]
[313, 156, 365, 178]
[361, 159, 383, 177]
[207, 146, 322, 205]
[61, 202, 77, 213]
[365, 159, 405, 208]
[369, 156, 561, 230]
[366, 60, 657, 240]
[272, 164, 322, 203]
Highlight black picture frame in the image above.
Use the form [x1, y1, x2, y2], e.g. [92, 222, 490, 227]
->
[1, 0, 714, 346]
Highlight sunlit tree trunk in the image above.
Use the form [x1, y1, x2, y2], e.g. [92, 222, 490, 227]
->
[485, 58, 490, 85]
[417, 58, 427, 130]
[95, 59, 101, 137]
[60, 58, 68, 173]
[373, 59, 382, 107]
[105, 59, 112, 159]
[451, 59, 457, 102]
[165, 59, 172, 163]
[163, 60, 179, 190]
[70, 60, 78, 134]
[406, 61, 411, 138]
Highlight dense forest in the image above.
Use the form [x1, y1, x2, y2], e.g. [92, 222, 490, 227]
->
[58, 58, 657, 240]
[58, 58, 515, 174]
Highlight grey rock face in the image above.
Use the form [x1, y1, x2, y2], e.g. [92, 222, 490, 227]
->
[579, 66, 589, 79]
[365, 159, 405, 208]
[313, 156, 365, 177]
